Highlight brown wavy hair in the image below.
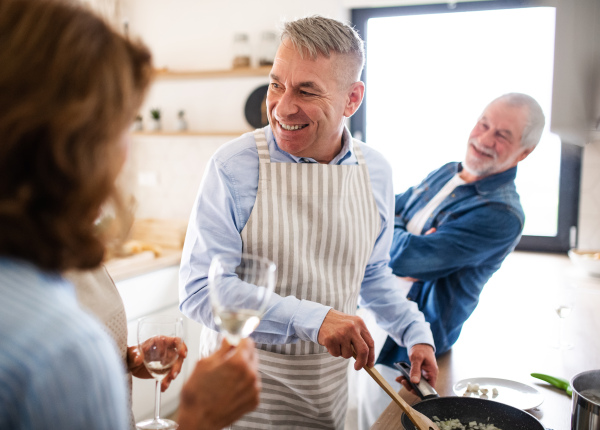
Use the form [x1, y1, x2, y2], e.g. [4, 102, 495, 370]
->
[0, 0, 153, 271]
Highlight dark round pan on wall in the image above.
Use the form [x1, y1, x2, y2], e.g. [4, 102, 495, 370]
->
[244, 84, 269, 129]
[395, 362, 545, 430]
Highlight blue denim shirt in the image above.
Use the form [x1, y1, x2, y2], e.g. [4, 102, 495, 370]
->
[376, 162, 524, 367]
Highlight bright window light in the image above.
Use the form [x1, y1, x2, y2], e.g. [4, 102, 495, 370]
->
[365, 7, 558, 237]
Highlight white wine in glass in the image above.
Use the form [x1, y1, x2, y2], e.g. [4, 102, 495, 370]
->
[209, 253, 276, 346]
[136, 315, 183, 430]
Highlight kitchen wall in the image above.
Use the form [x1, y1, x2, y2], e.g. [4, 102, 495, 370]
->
[119, 0, 600, 250]
[121, 0, 425, 220]
[579, 143, 600, 250]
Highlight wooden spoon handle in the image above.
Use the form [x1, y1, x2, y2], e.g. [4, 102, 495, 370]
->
[352, 347, 438, 430]
[363, 364, 430, 429]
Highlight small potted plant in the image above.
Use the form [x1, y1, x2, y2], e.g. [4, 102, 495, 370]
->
[149, 108, 161, 131]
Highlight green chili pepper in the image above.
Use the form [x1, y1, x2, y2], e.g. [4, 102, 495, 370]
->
[531, 372, 572, 396]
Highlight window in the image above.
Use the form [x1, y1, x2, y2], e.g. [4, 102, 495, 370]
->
[352, 1, 582, 252]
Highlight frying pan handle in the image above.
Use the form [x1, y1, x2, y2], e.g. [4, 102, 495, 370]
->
[393, 361, 439, 400]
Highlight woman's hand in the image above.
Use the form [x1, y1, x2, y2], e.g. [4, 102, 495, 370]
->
[127, 338, 188, 392]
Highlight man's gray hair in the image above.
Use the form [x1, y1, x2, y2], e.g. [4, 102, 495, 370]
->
[490, 93, 546, 150]
[281, 15, 365, 84]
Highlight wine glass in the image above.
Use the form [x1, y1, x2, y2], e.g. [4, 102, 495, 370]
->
[551, 284, 575, 350]
[208, 253, 276, 346]
[136, 315, 184, 430]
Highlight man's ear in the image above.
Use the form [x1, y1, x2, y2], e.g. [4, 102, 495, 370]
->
[517, 146, 535, 163]
[344, 81, 365, 118]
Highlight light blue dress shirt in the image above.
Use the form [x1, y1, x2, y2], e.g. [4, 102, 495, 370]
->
[0, 258, 129, 430]
[179, 125, 434, 351]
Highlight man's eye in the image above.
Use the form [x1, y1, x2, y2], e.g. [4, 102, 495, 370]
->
[478, 122, 488, 131]
[300, 90, 315, 96]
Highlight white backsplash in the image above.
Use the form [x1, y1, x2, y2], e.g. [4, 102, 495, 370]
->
[121, 134, 233, 222]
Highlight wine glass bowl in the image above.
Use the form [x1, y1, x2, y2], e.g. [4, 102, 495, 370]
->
[208, 253, 276, 346]
[136, 315, 183, 430]
[140, 336, 180, 381]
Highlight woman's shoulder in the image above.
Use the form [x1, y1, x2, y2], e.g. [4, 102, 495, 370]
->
[0, 262, 120, 362]
[0, 267, 128, 428]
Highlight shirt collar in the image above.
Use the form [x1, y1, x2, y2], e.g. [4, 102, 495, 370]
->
[268, 125, 356, 165]
[456, 162, 518, 194]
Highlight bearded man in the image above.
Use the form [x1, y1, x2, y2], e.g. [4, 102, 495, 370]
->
[357, 92, 545, 430]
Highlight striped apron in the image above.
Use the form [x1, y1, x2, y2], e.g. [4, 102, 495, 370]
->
[232, 127, 380, 429]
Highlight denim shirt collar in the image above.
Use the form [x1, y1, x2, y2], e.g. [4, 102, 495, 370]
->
[457, 163, 518, 195]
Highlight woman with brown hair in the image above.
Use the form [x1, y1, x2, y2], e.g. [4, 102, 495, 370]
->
[0, 1, 259, 429]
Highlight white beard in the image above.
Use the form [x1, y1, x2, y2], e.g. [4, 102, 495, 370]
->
[463, 139, 499, 177]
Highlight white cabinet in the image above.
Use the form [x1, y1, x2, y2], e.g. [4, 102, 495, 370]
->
[116, 266, 180, 322]
[537, 0, 600, 145]
[115, 265, 203, 422]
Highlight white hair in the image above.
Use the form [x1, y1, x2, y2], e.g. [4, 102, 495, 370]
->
[488, 93, 545, 150]
[280, 15, 365, 84]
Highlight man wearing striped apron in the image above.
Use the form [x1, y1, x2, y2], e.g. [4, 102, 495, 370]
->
[180, 15, 437, 429]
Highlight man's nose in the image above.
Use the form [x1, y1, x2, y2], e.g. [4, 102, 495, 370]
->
[275, 89, 299, 117]
[478, 129, 495, 147]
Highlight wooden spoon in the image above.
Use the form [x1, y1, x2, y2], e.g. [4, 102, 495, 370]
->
[357, 358, 440, 430]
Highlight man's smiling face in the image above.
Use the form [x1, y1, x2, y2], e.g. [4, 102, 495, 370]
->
[266, 39, 363, 164]
[463, 99, 533, 180]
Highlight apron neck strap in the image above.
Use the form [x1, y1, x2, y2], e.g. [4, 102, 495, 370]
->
[253, 128, 271, 164]
[352, 139, 366, 165]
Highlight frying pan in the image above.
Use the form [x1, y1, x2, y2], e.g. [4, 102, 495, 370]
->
[395, 362, 546, 430]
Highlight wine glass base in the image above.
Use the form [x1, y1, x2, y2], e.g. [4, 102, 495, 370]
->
[136, 418, 178, 430]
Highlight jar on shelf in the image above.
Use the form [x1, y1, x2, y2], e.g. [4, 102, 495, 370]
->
[131, 115, 143, 131]
[257, 31, 278, 66]
[232, 33, 251, 69]
[176, 110, 188, 131]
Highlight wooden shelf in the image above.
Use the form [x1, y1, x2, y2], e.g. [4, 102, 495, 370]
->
[153, 66, 271, 80]
[132, 131, 251, 137]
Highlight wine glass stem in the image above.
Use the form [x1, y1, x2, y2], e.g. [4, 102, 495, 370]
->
[154, 379, 162, 421]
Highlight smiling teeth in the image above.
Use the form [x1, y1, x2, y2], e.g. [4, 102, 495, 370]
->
[280, 122, 306, 131]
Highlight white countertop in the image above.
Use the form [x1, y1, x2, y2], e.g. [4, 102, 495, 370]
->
[104, 248, 182, 282]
